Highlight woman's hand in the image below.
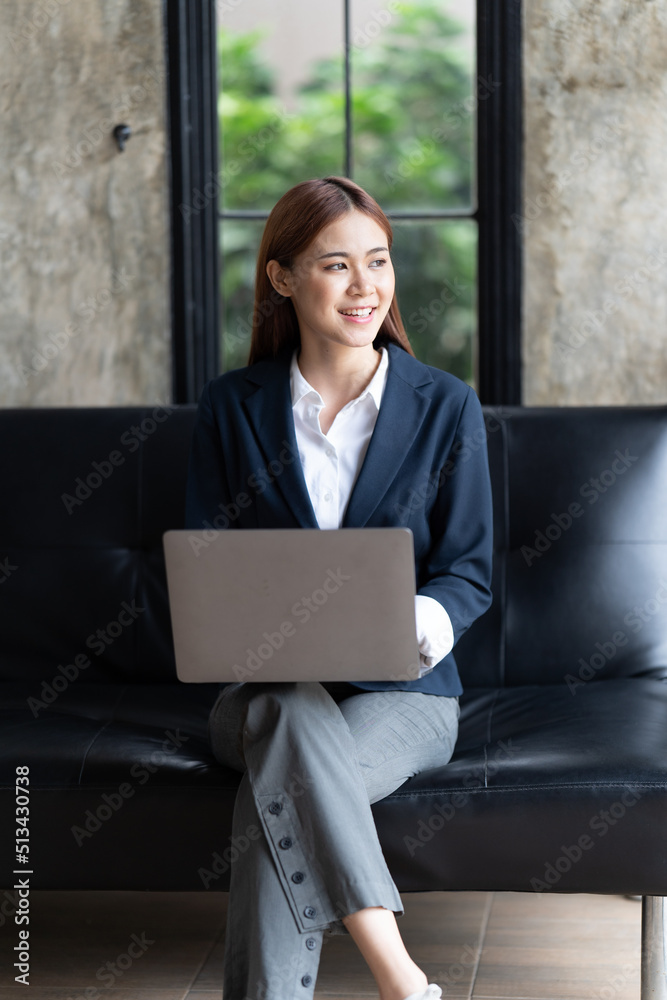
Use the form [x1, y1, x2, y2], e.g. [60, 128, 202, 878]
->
[414, 595, 454, 674]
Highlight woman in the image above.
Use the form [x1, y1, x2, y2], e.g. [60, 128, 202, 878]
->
[186, 176, 493, 1000]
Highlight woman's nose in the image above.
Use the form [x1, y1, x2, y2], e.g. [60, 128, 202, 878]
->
[348, 270, 374, 295]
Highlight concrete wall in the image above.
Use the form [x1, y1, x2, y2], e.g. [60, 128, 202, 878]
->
[0, 0, 169, 406]
[522, 0, 667, 404]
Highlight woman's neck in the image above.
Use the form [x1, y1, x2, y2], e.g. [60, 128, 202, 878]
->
[296, 342, 382, 407]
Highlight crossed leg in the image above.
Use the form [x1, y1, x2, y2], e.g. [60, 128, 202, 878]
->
[208, 681, 459, 1000]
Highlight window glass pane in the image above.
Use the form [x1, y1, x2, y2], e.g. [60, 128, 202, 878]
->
[351, 0, 476, 211]
[392, 219, 477, 386]
[220, 220, 265, 372]
[217, 0, 345, 211]
[217, 2, 479, 381]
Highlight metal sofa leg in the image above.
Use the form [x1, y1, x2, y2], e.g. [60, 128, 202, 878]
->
[642, 896, 667, 999]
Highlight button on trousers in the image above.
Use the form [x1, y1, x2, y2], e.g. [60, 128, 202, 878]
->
[207, 680, 460, 1000]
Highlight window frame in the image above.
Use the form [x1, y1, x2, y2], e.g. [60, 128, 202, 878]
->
[167, 0, 522, 405]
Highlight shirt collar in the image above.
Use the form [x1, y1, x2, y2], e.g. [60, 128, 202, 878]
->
[290, 346, 389, 411]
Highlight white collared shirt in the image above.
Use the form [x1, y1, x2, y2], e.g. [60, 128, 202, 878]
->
[289, 347, 454, 676]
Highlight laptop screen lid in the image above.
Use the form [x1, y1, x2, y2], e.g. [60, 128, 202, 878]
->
[163, 527, 421, 683]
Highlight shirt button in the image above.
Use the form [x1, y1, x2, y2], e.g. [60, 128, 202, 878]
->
[291, 871, 305, 884]
[327, 449, 335, 459]
[323, 491, 333, 502]
[303, 906, 317, 919]
[279, 837, 293, 849]
[301, 974, 313, 987]
[268, 801, 282, 815]
[305, 937, 317, 950]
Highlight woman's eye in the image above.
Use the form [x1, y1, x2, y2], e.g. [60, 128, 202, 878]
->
[325, 258, 387, 271]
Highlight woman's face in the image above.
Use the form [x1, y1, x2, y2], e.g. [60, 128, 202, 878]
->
[269, 209, 396, 353]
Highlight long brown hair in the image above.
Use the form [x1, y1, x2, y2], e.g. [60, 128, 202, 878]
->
[247, 176, 414, 365]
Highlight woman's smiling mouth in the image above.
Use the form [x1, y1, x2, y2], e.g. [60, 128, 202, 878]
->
[338, 306, 377, 322]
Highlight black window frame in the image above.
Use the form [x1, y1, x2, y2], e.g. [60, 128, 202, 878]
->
[167, 0, 522, 405]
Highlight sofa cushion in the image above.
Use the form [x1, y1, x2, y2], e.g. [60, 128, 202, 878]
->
[2, 677, 666, 893]
[377, 676, 667, 895]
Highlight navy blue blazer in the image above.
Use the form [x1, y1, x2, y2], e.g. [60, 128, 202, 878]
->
[184, 340, 493, 696]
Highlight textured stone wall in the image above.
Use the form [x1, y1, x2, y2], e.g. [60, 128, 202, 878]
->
[0, 0, 169, 406]
[522, 0, 667, 405]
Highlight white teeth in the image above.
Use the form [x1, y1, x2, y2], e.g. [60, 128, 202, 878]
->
[341, 307, 374, 316]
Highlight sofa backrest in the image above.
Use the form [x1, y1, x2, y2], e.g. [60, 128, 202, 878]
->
[0, 406, 195, 685]
[455, 406, 667, 688]
[1, 405, 666, 689]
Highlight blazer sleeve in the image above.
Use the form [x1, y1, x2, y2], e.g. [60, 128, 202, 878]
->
[184, 380, 236, 531]
[417, 386, 494, 646]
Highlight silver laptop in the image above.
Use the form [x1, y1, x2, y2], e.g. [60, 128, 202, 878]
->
[163, 527, 421, 683]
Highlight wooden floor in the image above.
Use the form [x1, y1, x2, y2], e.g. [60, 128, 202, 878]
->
[0, 890, 641, 999]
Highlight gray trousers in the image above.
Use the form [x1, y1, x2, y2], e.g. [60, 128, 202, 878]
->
[207, 680, 460, 1000]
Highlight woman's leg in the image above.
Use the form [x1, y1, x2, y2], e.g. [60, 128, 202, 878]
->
[335, 687, 460, 1000]
[209, 681, 405, 1000]
[335, 686, 459, 806]
[208, 681, 458, 1000]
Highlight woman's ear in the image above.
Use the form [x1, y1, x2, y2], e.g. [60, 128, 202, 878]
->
[266, 260, 292, 297]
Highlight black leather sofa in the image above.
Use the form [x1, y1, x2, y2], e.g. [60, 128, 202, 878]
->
[2, 404, 666, 993]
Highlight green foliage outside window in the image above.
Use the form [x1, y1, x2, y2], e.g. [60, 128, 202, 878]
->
[219, 1, 477, 384]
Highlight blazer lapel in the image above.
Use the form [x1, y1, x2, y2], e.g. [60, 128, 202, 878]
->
[342, 343, 433, 527]
[242, 351, 320, 529]
[241, 342, 434, 530]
